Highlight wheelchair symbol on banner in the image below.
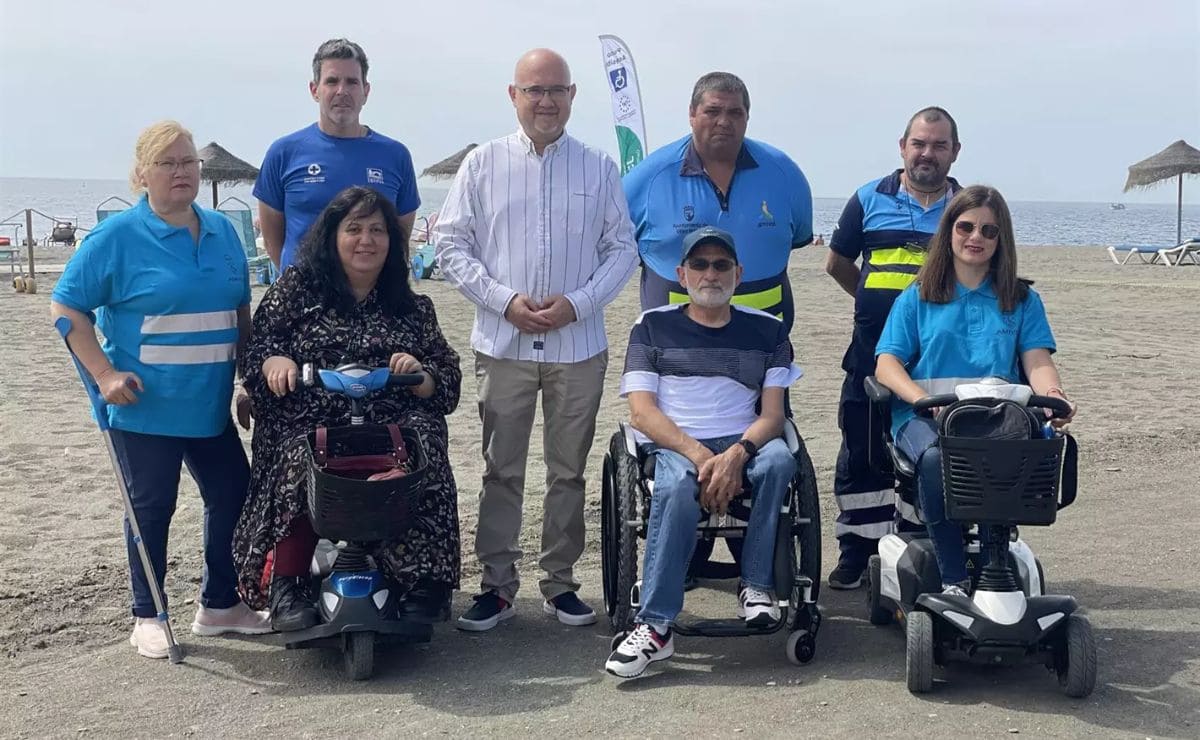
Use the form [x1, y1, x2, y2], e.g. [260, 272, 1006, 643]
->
[609, 66, 627, 92]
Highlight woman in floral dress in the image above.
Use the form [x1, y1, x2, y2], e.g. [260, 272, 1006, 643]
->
[234, 186, 462, 630]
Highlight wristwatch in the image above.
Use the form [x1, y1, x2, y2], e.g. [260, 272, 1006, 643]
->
[736, 438, 758, 458]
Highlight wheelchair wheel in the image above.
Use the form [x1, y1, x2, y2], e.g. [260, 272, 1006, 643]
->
[344, 631, 375, 681]
[787, 437, 821, 630]
[601, 431, 639, 632]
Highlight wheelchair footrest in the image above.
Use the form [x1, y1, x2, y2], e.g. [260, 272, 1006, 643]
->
[674, 615, 787, 638]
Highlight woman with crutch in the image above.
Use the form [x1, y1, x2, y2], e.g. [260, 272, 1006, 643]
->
[50, 120, 271, 659]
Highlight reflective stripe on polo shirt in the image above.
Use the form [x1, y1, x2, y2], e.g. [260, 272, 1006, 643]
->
[139, 310, 238, 364]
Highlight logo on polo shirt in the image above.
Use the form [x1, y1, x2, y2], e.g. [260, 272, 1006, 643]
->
[758, 200, 776, 228]
[683, 205, 695, 222]
[308, 163, 321, 176]
[367, 167, 384, 184]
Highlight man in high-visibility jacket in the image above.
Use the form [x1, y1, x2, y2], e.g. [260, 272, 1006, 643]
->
[824, 106, 962, 589]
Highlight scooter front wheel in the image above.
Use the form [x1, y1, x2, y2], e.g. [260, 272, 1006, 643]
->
[344, 631, 375, 680]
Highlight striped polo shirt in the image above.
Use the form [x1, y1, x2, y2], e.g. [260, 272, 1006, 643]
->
[623, 135, 813, 330]
[830, 169, 961, 374]
[52, 196, 250, 437]
[620, 304, 802, 443]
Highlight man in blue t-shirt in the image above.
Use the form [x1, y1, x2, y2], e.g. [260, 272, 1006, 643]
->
[255, 38, 420, 271]
[822, 106, 962, 590]
[623, 72, 812, 331]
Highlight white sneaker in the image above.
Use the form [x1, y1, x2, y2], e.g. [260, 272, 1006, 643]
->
[737, 585, 781, 627]
[604, 623, 674, 679]
[191, 602, 273, 636]
[129, 617, 170, 659]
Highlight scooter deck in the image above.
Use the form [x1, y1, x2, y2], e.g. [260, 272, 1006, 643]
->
[284, 619, 433, 649]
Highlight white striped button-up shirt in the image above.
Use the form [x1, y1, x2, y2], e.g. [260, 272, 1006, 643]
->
[434, 130, 638, 362]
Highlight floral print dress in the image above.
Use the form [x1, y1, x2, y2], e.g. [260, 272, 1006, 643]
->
[233, 266, 462, 608]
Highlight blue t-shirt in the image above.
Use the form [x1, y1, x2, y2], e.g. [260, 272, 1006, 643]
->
[52, 196, 250, 437]
[830, 170, 960, 374]
[875, 279, 1057, 437]
[254, 123, 421, 269]
[623, 135, 813, 329]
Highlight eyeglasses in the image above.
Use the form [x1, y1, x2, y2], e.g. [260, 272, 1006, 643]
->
[685, 257, 736, 272]
[954, 220, 1000, 240]
[516, 85, 571, 100]
[152, 158, 204, 173]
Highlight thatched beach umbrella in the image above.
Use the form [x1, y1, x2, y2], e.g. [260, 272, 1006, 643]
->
[421, 144, 477, 179]
[1123, 139, 1200, 244]
[198, 141, 260, 207]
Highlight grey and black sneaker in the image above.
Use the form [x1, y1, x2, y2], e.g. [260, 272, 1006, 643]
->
[456, 591, 515, 632]
[605, 623, 674, 679]
[737, 584, 781, 627]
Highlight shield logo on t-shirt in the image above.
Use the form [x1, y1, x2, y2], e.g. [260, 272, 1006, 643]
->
[683, 205, 694, 222]
[307, 163, 321, 176]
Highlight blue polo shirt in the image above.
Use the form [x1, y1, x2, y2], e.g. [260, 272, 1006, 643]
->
[830, 170, 960, 374]
[254, 123, 420, 269]
[623, 135, 813, 329]
[875, 278, 1056, 437]
[52, 196, 250, 437]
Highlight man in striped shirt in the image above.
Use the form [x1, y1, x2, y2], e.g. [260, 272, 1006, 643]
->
[435, 48, 638, 632]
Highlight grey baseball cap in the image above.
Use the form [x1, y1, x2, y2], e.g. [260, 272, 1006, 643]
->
[680, 226, 738, 264]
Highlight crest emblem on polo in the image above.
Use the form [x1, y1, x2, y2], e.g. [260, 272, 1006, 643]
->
[683, 205, 694, 222]
[307, 163, 321, 176]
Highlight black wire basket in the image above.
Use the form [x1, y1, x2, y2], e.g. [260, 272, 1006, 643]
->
[303, 424, 427, 542]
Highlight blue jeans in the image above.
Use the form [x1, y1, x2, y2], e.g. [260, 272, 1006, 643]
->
[637, 435, 795, 631]
[895, 416, 986, 586]
[109, 421, 249, 617]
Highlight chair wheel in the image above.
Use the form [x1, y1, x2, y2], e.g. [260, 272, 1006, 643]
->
[906, 611, 934, 693]
[610, 630, 629, 652]
[13, 275, 26, 292]
[867, 555, 892, 625]
[1057, 613, 1097, 698]
[786, 629, 815, 665]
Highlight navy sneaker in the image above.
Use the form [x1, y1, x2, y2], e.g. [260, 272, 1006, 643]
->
[542, 591, 597, 626]
[456, 591, 515, 632]
[605, 624, 674, 678]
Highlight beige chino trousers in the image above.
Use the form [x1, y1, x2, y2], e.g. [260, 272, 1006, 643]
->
[473, 350, 607, 602]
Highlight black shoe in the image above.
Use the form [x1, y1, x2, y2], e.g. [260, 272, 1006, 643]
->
[270, 576, 320, 632]
[456, 590, 515, 632]
[828, 559, 865, 590]
[397, 580, 452, 623]
[542, 591, 597, 626]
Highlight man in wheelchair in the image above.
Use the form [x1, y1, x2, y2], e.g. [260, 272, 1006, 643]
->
[604, 227, 803, 678]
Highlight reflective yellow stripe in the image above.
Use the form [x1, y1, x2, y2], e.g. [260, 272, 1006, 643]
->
[667, 285, 783, 311]
[868, 247, 926, 267]
[864, 271, 918, 290]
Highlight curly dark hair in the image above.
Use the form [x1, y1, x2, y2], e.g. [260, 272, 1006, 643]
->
[294, 186, 415, 315]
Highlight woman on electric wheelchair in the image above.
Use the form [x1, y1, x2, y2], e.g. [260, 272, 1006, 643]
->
[874, 185, 1076, 597]
[233, 186, 463, 630]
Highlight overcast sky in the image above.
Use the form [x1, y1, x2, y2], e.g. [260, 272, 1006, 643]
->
[1, 0, 1197, 203]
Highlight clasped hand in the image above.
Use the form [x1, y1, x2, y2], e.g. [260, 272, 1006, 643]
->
[504, 294, 576, 333]
[691, 446, 747, 516]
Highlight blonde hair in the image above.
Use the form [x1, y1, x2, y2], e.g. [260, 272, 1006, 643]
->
[129, 120, 196, 194]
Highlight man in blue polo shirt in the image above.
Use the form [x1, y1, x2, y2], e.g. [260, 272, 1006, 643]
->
[255, 38, 420, 271]
[822, 106, 962, 590]
[623, 72, 812, 331]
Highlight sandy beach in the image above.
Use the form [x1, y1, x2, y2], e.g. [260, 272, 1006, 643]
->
[1, 245, 1197, 738]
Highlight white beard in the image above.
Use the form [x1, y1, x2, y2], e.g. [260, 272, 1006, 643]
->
[685, 281, 735, 308]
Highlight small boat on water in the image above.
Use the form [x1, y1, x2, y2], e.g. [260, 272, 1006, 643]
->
[1110, 203, 1126, 210]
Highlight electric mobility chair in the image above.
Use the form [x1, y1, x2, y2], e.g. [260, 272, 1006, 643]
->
[862, 377, 1096, 697]
[600, 419, 823, 665]
[282, 362, 438, 680]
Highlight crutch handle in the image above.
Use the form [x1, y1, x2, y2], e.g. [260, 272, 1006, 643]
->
[54, 315, 111, 431]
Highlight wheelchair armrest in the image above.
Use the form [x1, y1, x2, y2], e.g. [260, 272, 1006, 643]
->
[618, 422, 640, 459]
[782, 418, 801, 455]
[863, 376, 893, 405]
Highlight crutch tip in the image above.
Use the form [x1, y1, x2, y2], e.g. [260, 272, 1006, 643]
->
[168, 645, 185, 664]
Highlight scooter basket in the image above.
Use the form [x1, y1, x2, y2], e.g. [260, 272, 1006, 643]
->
[940, 434, 1065, 526]
[304, 424, 427, 542]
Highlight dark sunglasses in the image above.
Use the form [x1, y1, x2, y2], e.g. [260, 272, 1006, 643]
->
[954, 220, 1000, 240]
[685, 257, 736, 272]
